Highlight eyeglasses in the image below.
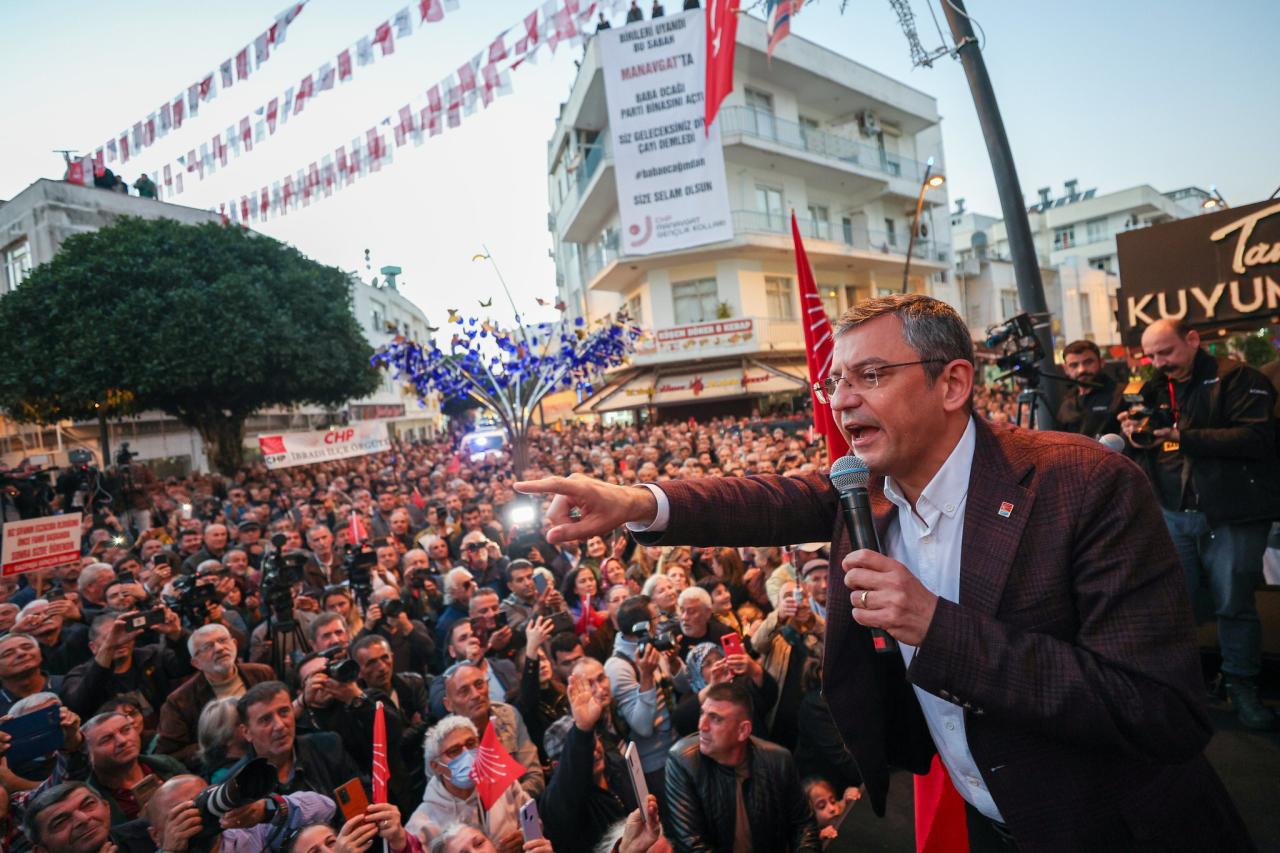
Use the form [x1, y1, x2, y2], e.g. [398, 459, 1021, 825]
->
[812, 360, 945, 404]
[440, 736, 480, 761]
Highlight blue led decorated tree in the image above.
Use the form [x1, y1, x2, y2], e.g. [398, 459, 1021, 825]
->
[371, 254, 640, 475]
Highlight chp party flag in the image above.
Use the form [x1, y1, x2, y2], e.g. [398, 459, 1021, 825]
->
[474, 720, 527, 810]
[349, 509, 369, 546]
[372, 701, 389, 803]
[790, 211, 847, 463]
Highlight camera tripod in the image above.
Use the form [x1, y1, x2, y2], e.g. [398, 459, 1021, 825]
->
[265, 606, 311, 677]
[994, 366, 1094, 431]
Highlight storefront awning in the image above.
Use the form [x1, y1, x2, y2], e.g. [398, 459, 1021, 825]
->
[575, 359, 808, 413]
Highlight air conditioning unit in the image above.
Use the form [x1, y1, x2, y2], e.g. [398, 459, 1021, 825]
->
[858, 111, 881, 137]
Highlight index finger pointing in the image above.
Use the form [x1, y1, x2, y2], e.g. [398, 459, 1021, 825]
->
[513, 476, 576, 496]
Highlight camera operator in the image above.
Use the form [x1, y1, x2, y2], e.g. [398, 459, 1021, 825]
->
[59, 610, 190, 728]
[13, 599, 91, 676]
[1121, 318, 1280, 730]
[363, 586, 437, 676]
[603, 595, 678, 810]
[401, 549, 445, 625]
[1057, 339, 1124, 438]
[459, 532, 509, 598]
[146, 774, 335, 853]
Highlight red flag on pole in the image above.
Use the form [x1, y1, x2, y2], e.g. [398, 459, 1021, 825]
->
[473, 720, 527, 810]
[372, 701, 389, 804]
[349, 510, 368, 547]
[704, 0, 739, 135]
[790, 211, 848, 463]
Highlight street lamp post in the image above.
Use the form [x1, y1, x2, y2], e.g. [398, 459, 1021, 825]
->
[1201, 185, 1228, 210]
[902, 156, 945, 293]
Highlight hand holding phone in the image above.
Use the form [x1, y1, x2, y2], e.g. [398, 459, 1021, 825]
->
[624, 742, 650, 810]
[720, 632, 745, 658]
[519, 799, 543, 840]
[333, 778, 370, 823]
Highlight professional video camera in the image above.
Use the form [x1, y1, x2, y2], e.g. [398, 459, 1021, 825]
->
[261, 533, 310, 625]
[1121, 380, 1176, 448]
[185, 756, 277, 852]
[343, 544, 377, 609]
[633, 618, 682, 656]
[166, 575, 219, 624]
[985, 313, 1046, 386]
[316, 645, 360, 683]
[0, 464, 54, 520]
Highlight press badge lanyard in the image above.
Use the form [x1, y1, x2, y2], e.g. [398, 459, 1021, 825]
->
[1167, 379, 1180, 425]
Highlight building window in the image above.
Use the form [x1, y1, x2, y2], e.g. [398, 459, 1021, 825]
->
[841, 216, 854, 245]
[1053, 225, 1076, 249]
[370, 300, 385, 331]
[799, 116, 819, 150]
[820, 287, 840, 320]
[1085, 218, 1107, 243]
[625, 293, 644, 326]
[765, 276, 795, 320]
[744, 88, 775, 139]
[884, 218, 898, 248]
[1078, 293, 1093, 334]
[756, 185, 784, 232]
[807, 205, 831, 240]
[1088, 255, 1114, 272]
[3, 239, 33, 292]
[672, 278, 719, 325]
[1000, 289, 1019, 319]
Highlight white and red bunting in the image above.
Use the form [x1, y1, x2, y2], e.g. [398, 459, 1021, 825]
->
[217, 0, 611, 223]
[97, 1, 308, 169]
[151, 0, 468, 196]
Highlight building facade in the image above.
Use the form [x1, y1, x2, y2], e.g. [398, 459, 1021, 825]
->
[0, 179, 437, 471]
[548, 14, 954, 421]
[950, 182, 1214, 348]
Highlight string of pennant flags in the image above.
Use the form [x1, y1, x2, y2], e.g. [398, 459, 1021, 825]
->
[89, 1, 310, 171]
[96, 0, 469, 194]
[206, 0, 625, 224]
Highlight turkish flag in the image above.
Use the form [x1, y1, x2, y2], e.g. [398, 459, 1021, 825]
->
[704, 0, 739, 135]
[474, 720, 527, 810]
[66, 160, 85, 185]
[790, 212, 847, 463]
[372, 701, 390, 804]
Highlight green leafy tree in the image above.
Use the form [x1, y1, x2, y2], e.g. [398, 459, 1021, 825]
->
[0, 217, 379, 473]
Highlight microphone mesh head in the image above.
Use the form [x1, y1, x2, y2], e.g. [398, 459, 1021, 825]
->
[829, 454, 870, 493]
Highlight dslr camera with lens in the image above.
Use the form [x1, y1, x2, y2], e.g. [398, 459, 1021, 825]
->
[1122, 380, 1176, 448]
[632, 618, 682, 656]
[317, 646, 360, 683]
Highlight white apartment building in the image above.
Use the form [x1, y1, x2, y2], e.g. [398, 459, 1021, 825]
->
[0, 178, 437, 471]
[950, 181, 1214, 348]
[548, 14, 954, 421]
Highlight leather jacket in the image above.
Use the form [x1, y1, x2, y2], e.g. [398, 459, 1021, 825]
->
[663, 734, 819, 853]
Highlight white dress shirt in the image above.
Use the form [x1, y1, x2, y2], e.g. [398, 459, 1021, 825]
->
[626, 419, 1002, 820]
[881, 416, 1003, 821]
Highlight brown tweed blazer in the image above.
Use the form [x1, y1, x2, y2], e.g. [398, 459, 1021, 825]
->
[638, 418, 1250, 852]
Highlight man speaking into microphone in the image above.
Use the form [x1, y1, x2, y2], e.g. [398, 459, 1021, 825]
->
[516, 295, 1249, 852]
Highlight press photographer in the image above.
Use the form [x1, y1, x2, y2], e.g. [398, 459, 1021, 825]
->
[1122, 318, 1280, 730]
[1056, 339, 1124, 438]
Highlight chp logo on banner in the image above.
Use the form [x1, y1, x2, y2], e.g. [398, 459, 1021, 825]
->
[599, 10, 734, 256]
[1, 513, 84, 577]
[257, 421, 391, 469]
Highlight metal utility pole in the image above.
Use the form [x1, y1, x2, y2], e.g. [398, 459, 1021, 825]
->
[938, 0, 1061, 425]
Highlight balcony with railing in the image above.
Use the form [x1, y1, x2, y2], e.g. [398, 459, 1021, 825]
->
[731, 210, 949, 262]
[580, 228, 621, 283]
[554, 143, 612, 239]
[717, 106, 929, 183]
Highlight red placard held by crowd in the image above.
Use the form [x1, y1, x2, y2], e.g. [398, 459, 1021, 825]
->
[1, 513, 84, 577]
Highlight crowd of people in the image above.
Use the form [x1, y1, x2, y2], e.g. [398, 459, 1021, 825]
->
[0, 412, 874, 853]
[1, 317, 1276, 852]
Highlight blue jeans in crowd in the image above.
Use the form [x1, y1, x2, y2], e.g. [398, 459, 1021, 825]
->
[1162, 509, 1271, 678]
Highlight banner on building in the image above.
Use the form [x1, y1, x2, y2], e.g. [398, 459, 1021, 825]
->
[1116, 199, 1280, 344]
[599, 9, 733, 256]
[257, 422, 391, 469]
[2, 514, 84, 577]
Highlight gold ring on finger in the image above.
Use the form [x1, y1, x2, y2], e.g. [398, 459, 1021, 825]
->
[859, 590, 869, 607]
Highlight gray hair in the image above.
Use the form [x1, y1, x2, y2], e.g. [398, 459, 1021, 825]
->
[641, 573, 671, 598]
[443, 568, 473, 605]
[196, 559, 224, 575]
[79, 563, 116, 589]
[430, 823, 479, 853]
[833, 293, 974, 384]
[80, 711, 128, 739]
[17, 600, 51, 620]
[9, 692, 59, 716]
[197, 697, 242, 765]
[467, 588, 499, 613]
[188, 622, 231, 656]
[677, 586, 712, 610]
[422, 714, 478, 773]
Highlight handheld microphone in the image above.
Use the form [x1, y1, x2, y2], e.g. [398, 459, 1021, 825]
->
[1098, 434, 1125, 452]
[829, 454, 897, 655]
